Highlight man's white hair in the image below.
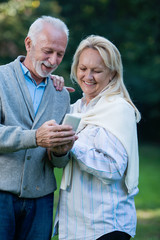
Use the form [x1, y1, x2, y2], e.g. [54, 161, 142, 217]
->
[27, 15, 69, 45]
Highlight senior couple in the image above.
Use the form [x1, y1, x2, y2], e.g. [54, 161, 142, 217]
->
[0, 15, 140, 240]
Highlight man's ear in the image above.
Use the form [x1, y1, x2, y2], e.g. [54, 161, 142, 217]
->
[24, 36, 32, 52]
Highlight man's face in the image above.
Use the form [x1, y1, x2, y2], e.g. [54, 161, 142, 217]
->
[25, 23, 68, 79]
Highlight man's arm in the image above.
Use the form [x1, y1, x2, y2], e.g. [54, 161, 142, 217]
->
[0, 119, 77, 153]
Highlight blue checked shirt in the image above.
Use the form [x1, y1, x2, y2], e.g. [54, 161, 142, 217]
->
[54, 97, 139, 240]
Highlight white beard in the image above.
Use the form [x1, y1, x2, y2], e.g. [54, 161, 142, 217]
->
[32, 59, 58, 78]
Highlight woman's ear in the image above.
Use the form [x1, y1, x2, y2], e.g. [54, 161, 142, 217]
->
[24, 36, 32, 52]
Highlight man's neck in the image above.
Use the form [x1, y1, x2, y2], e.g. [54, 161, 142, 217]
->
[22, 59, 45, 85]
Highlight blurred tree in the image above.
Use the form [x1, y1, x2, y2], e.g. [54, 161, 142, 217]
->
[0, 0, 159, 142]
[0, 0, 64, 63]
[57, 0, 160, 142]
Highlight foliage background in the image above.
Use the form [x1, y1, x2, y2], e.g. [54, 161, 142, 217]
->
[0, 0, 160, 144]
[0, 1, 160, 239]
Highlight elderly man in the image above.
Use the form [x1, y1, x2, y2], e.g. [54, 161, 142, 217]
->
[0, 16, 76, 240]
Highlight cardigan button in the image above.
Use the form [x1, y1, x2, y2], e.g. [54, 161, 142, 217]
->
[27, 156, 31, 160]
[36, 186, 40, 191]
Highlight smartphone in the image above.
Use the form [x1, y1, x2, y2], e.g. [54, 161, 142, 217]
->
[62, 113, 81, 132]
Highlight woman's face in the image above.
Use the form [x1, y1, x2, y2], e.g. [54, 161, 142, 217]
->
[77, 48, 112, 104]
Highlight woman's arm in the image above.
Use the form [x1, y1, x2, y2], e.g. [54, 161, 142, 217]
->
[71, 126, 128, 183]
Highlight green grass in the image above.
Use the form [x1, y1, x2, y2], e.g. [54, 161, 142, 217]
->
[52, 144, 160, 240]
[133, 144, 160, 240]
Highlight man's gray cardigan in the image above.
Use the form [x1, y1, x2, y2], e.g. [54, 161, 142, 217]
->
[0, 56, 70, 198]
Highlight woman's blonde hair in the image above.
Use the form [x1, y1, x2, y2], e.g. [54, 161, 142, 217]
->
[70, 35, 141, 122]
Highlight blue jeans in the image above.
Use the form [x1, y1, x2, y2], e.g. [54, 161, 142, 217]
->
[0, 191, 54, 240]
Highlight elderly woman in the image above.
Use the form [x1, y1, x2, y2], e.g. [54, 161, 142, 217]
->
[53, 35, 141, 240]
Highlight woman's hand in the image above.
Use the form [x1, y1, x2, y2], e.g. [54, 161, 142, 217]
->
[50, 74, 75, 92]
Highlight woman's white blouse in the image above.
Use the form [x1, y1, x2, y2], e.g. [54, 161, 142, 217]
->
[54, 98, 138, 240]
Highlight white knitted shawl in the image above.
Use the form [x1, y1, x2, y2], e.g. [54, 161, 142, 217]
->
[61, 91, 139, 194]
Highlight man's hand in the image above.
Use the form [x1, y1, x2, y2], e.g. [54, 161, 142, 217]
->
[48, 139, 76, 158]
[50, 74, 75, 92]
[36, 120, 77, 148]
[65, 87, 75, 93]
[51, 74, 64, 91]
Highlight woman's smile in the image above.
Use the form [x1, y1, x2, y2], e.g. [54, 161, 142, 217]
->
[83, 80, 96, 86]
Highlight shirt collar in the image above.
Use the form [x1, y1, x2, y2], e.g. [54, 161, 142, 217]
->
[20, 62, 48, 86]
